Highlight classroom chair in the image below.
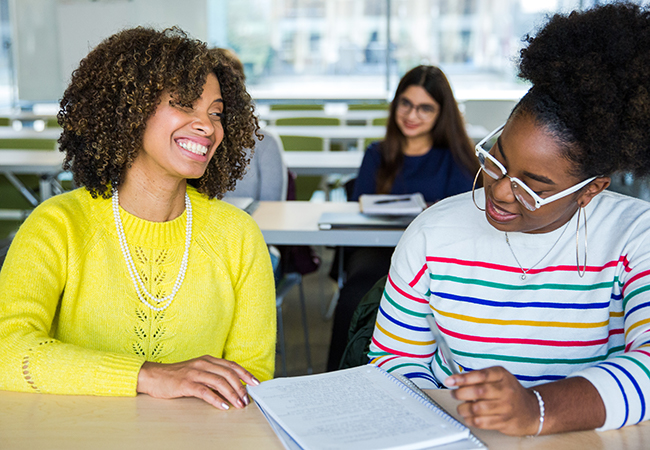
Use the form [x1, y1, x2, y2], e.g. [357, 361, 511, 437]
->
[46, 117, 61, 128]
[347, 103, 389, 110]
[278, 135, 323, 201]
[270, 104, 324, 111]
[275, 117, 340, 127]
[275, 271, 312, 377]
[0, 138, 57, 150]
[276, 116, 343, 199]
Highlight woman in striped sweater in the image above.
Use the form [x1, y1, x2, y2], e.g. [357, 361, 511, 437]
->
[370, 3, 650, 436]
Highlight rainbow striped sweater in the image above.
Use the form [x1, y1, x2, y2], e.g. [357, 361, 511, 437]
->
[369, 189, 650, 431]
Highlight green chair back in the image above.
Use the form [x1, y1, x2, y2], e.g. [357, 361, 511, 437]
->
[279, 135, 323, 152]
[275, 117, 340, 126]
[294, 176, 323, 201]
[372, 117, 387, 126]
[276, 117, 341, 151]
[348, 103, 389, 111]
[280, 135, 325, 200]
[46, 117, 61, 128]
[0, 139, 57, 150]
[270, 104, 324, 111]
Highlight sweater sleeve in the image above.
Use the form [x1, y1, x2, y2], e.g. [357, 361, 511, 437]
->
[368, 220, 442, 388]
[0, 199, 144, 396]
[570, 224, 650, 431]
[221, 213, 276, 382]
[351, 143, 382, 200]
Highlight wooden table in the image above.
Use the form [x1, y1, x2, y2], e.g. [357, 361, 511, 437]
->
[1, 389, 646, 449]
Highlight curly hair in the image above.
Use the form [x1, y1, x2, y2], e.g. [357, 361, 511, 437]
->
[514, 2, 650, 179]
[58, 27, 259, 199]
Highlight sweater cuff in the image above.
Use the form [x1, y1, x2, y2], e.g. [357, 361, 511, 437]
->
[93, 353, 145, 397]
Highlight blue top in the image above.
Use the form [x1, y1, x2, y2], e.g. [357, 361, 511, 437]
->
[351, 141, 474, 202]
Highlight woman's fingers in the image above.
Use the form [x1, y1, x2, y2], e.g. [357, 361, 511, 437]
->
[445, 366, 541, 435]
[137, 356, 258, 409]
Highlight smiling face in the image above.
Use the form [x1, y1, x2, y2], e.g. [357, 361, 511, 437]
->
[133, 73, 224, 183]
[482, 113, 607, 234]
[395, 85, 440, 141]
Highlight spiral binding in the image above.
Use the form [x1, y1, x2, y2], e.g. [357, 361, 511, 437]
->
[375, 366, 487, 448]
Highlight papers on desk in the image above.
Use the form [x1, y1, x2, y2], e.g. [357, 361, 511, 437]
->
[248, 365, 485, 450]
[359, 193, 426, 216]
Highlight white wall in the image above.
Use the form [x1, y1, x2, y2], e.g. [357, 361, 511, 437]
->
[12, 0, 208, 103]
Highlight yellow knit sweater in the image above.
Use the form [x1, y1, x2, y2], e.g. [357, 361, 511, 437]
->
[0, 186, 276, 396]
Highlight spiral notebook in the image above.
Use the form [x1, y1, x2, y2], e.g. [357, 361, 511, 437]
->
[247, 365, 485, 450]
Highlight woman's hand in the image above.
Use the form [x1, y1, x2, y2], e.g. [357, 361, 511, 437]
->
[445, 366, 541, 436]
[136, 355, 260, 410]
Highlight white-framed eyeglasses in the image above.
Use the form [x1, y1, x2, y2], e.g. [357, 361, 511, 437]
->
[475, 124, 597, 211]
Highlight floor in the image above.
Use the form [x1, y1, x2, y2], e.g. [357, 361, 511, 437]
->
[274, 246, 337, 377]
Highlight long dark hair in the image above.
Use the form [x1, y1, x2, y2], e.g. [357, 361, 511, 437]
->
[376, 65, 478, 194]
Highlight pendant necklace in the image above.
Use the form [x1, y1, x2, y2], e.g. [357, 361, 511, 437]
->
[112, 189, 192, 311]
[504, 220, 570, 280]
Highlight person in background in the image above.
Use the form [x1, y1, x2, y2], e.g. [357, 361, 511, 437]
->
[213, 48, 287, 202]
[0, 27, 275, 410]
[371, 3, 650, 435]
[326, 65, 479, 371]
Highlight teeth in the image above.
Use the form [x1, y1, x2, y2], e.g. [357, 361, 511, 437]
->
[178, 140, 208, 156]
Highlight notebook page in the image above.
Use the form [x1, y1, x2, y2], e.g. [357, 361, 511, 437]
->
[248, 365, 469, 450]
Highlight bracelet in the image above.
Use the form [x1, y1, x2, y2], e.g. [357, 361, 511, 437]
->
[530, 389, 545, 437]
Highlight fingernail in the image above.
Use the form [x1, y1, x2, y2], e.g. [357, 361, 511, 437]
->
[237, 399, 244, 408]
[221, 402, 230, 410]
[251, 376, 260, 386]
[444, 376, 456, 387]
[243, 395, 250, 406]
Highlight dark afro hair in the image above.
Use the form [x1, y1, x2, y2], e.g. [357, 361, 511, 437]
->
[58, 26, 259, 199]
[515, 2, 650, 179]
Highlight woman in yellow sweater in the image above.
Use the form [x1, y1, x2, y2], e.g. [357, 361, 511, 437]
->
[0, 27, 275, 410]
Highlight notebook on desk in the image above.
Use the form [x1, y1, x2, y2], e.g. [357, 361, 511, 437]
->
[247, 365, 485, 450]
[318, 212, 414, 230]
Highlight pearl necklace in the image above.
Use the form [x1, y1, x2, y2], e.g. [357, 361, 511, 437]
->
[504, 220, 569, 280]
[112, 189, 192, 311]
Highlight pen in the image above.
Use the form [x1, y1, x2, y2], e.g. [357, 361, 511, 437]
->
[374, 197, 412, 204]
[425, 314, 460, 376]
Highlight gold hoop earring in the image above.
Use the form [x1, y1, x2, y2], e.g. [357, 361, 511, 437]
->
[472, 168, 485, 212]
[576, 205, 588, 277]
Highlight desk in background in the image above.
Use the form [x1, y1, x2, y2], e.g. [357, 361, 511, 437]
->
[259, 108, 388, 126]
[282, 150, 363, 176]
[0, 389, 645, 450]
[251, 201, 404, 247]
[265, 124, 489, 151]
[265, 125, 386, 152]
[0, 128, 61, 140]
[0, 150, 65, 215]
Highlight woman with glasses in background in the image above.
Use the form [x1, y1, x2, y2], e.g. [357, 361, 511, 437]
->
[369, 3, 650, 436]
[327, 65, 479, 371]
